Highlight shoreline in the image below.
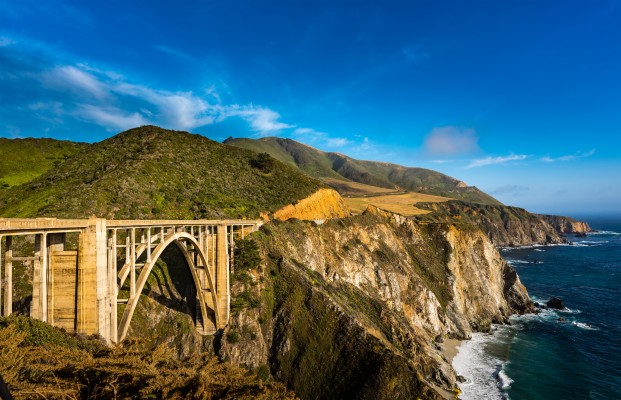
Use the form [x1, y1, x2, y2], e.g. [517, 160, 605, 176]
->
[434, 338, 464, 400]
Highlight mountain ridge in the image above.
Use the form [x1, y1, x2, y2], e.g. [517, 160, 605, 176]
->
[224, 136, 502, 205]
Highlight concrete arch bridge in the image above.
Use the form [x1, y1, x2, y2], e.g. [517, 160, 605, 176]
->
[0, 217, 261, 343]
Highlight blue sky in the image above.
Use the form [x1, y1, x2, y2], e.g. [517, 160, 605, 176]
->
[1, 1, 620, 215]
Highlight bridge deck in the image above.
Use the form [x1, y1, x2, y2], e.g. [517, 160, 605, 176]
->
[0, 218, 261, 234]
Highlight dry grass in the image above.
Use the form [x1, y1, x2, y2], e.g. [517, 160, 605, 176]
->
[0, 315, 296, 400]
[344, 192, 449, 216]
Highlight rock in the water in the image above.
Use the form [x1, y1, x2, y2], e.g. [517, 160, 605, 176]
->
[457, 375, 467, 383]
[546, 297, 565, 310]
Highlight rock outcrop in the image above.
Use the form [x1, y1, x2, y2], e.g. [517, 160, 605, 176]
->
[273, 188, 350, 221]
[540, 214, 592, 234]
[219, 206, 533, 399]
[415, 200, 572, 247]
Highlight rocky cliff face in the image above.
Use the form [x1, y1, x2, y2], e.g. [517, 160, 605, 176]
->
[540, 214, 592, 234]
[415, 200, 571, 247]
[219, 206, 533, 399]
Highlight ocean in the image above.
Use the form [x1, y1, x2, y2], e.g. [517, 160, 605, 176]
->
[453, 216, 621, 399]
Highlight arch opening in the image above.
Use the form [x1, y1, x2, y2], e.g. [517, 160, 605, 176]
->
[117, 232, 220, 343]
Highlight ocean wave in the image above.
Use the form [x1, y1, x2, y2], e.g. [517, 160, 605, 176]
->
[500, 243, 569, 250]
[572, 242, 601, 247]
[453, 332, 512, 399]
[497, 364, 514, 390]
[558, 307, 581, 314]
[534, 248, 546, 252]
[589, 230, 620, 235]
[505, 259, 531, 264]
[571, 321, 599, 330]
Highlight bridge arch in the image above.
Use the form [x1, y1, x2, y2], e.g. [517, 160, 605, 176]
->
[117, 232, 220, 342]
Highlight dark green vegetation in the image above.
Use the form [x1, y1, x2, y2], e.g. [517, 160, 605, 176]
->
[0, 315, 295, 400]
[0, 126, 323, 219]
[225, 136, 501, 205]
[0, 137, 87, 188]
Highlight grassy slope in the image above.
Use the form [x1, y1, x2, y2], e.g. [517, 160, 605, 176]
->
[225, 136, 501, 205]
[0, 315, 295, 399]
[0, 126, 324, 219]
[0, 137, 88, 187]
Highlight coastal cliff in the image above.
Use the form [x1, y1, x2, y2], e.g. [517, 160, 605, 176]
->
[540, 214, 592, 234]
[219, 206, 533, 399]
[415, 200, 574, 247]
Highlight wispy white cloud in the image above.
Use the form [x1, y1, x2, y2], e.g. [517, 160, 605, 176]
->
[153, 45, 193, 62]
[292, 127, 351, 148]
[75, 104, 148, 130]
[466, 154, 527, 169]
[231, 107, 294, 135]
[0, 36, 296, 134]
[540, 149, 595, 162]
[41, 66, 110, 99]
[326, 137, 351, 147]
[424, 126, 480, 156]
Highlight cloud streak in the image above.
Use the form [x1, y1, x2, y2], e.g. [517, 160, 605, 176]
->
[466, 154, 527, 169]
[540, 149, 595, 162]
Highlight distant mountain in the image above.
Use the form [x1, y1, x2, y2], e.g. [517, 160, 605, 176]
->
[0, 137, 88, 188]
[224, 137, 501, 205]
[0, 126, 323, 219]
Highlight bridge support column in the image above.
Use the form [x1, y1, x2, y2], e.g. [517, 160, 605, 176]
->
[46, 233, 66, 326]
[2, 236, 11, 316]
[216, 224, 229, 329]
[77, 217, 111, 342]
[31, 233, 48, 322]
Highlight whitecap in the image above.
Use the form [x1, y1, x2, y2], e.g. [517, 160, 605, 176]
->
[497, 365, 514, 390]
[571, 321, 598, 330]
[558, 307, 581, 314]
[589, 230, 620, 235]
[534, 249, 546, 252]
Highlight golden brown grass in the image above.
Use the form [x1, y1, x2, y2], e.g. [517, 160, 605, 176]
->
[0, 315, 296, 400]
[344, 192, 449, 216]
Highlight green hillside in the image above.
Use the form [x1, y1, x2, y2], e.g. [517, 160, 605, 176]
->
[0, 137, 88, 188]
[225, 136, 501, 205]
[0, 126, 323, 219]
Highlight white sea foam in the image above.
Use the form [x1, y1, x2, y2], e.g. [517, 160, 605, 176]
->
[534, 248, 546, 252]
[505, 259, 531, 264]
[558, 307, 581, 314]
[589, 230, 620, 235]
[498, 365, 514, 390]
[453, 332, 511, 399]
[572, 321, 599, 330]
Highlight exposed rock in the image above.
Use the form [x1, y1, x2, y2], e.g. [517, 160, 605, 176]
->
[273, 188, 351, 221]
[415, 200, 571, 247]
[220, 206, 533, 399]
[546, 297, 565, 310]
[540, 215, 592, 234]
